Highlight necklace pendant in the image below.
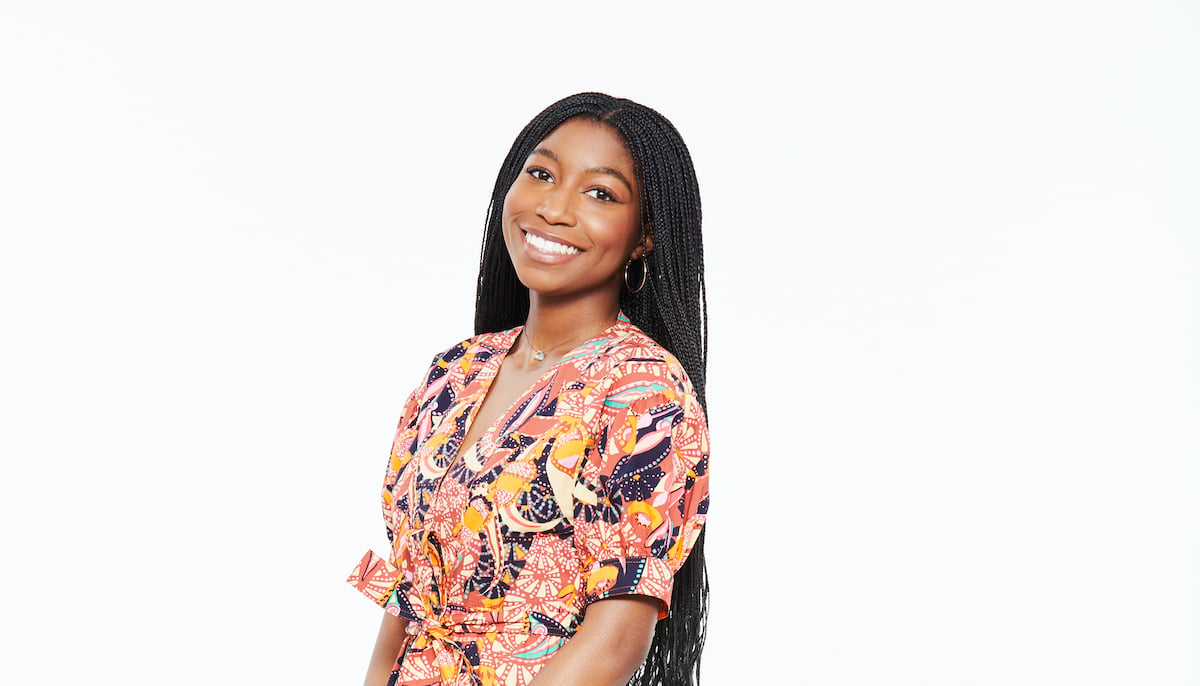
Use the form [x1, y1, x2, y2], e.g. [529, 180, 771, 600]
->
[532, 350, 545, 361]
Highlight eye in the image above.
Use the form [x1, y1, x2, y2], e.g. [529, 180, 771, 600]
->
[585, 187, 617, 202]
[526, 166, 553, 182]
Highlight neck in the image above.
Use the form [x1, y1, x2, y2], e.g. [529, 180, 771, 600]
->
[521, 294, 620, 359]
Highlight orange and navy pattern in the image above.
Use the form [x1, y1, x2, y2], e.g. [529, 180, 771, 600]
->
[347, 315, 710, 686]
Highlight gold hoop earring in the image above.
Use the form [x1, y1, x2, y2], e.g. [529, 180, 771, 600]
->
[624, 256, 648, 294]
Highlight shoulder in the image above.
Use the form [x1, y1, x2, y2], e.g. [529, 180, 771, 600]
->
[425, 327, 512, 366]
[415, 327, 519, 390]
[602, 324, 699, 415]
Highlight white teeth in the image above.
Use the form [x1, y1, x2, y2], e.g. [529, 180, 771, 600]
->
[525, 232, 581, 255]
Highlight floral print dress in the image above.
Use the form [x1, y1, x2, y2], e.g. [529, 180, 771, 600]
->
[348, 315, 710, 686]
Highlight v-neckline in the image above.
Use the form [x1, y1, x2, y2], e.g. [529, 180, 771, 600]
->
[455, 316, 632, 471]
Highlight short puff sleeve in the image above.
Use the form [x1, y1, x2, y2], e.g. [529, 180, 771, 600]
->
[571, 372, 710, 619]
[347, 378, 424, 608]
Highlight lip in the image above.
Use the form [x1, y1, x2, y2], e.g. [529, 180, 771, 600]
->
[519, 227, 585, 265]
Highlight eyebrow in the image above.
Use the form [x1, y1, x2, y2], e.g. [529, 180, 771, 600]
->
[531, 148, 635, 194]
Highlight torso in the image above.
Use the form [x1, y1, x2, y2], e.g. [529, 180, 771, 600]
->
[347, 317, 712, 685]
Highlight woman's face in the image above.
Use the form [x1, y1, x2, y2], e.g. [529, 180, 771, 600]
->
[502, 118, 646, 305]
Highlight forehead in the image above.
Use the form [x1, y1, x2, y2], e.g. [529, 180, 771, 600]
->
[534, 118, 634, 167]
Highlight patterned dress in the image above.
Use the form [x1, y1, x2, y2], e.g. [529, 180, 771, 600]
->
[348, 314, 710, 686]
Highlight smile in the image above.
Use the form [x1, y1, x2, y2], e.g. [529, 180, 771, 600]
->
[523, 231, 582, 256]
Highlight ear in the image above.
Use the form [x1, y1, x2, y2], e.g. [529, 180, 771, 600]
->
[631, 223, 655, 259]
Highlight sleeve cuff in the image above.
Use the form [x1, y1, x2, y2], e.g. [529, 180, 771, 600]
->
[583, 556, 675, 620]
[346, 549, 400, 606]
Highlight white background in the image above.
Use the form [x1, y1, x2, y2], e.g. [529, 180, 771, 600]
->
[1, 2, 1196, 684]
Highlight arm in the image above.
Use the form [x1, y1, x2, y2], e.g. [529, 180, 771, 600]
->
[363, 612, 410, 686]
[527, 595, 660, 686]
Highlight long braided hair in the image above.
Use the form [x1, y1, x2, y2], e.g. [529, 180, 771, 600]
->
[474, 92, 709, 686]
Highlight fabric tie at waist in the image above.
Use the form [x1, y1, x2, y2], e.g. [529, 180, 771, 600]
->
[403, 532, 570, 681]
[409, 616, 474, 684]
[408, 614, 570, 684]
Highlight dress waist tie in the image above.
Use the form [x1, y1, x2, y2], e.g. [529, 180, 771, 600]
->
[409, 615, 551, 683]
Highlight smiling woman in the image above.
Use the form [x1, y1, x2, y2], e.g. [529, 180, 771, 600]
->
[349, 93, 710, 686]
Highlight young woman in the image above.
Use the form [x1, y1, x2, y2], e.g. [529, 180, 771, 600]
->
[349, 92, 710, 686]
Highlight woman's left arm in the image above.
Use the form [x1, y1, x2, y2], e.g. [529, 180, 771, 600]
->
[527, 595, 660, 686]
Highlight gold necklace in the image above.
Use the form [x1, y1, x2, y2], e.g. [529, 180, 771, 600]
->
[521, 320, 615, 362]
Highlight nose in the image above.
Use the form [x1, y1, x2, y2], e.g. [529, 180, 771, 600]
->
[536, 185, 576, 226]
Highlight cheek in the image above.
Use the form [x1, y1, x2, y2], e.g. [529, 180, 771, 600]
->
[501, 183, 519, 224]
[500, 183, 527, 250]
[604, 211, 642, 255]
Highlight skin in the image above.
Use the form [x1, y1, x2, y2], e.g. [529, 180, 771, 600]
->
[364, 613, 408, 686]
[364, 118, 659, 686]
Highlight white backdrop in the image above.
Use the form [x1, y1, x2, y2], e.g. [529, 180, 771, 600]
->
[1, 2, 1197, 684]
